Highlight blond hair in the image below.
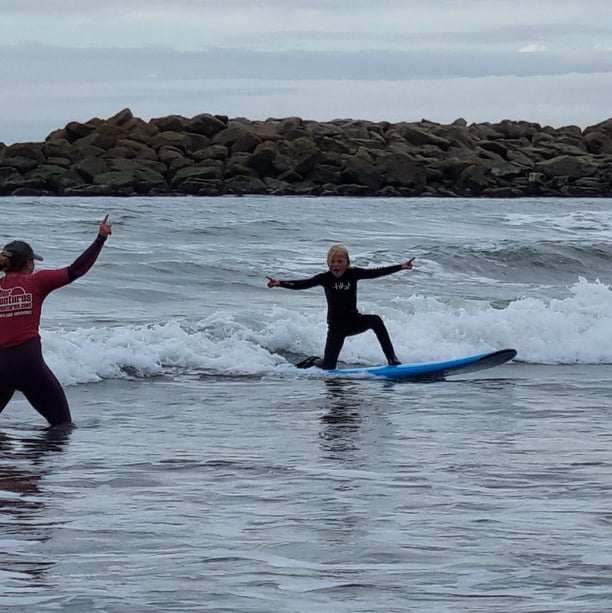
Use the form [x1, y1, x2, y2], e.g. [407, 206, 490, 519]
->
[327, 244, 350, 267]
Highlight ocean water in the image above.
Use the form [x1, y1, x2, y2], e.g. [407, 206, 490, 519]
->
[2, 195, 612, 612]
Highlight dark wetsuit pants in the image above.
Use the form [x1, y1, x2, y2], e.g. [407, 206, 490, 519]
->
[0, 338, 71, 426]
[321, 314, 398, 369]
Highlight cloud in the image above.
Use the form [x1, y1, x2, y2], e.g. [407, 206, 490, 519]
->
[2, 1, 612, 52]
[518, 44, 548, 53]
[1, 42, 610, 89]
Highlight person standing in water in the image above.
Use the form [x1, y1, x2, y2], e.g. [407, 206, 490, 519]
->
[266, 244, 414, 369]
[0, 215, 112, 427]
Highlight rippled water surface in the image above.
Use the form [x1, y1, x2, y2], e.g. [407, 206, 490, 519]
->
[2, 196, 612, 611]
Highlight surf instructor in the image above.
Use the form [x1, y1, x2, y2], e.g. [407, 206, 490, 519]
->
[0, 214, 112, 427]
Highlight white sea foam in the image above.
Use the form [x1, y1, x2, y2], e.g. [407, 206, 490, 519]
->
[40, 277, 612, 386]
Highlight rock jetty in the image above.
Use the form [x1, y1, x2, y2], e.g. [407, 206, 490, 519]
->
[1, 108, 611, 197]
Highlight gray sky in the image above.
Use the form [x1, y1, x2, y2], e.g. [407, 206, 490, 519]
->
[1, 0, 611, 144]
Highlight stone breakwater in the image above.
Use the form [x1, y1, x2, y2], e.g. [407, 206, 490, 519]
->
[1, 108, 611, 198]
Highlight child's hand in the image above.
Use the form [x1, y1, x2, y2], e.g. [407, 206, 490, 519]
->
[401, 257, 415, 270]
[266, 276, 280, 288]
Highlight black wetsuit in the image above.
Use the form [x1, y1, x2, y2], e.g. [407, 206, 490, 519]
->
[0, 234, 107, 426]
[279, 265, 402, 369]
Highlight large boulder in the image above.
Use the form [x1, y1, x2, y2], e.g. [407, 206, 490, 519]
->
[377, 153, 427, 190]
[94, 159, 166, 193]
[535, 154, 599, 179]
[186, 113, 227, 137]
[583, 119, 612, 154]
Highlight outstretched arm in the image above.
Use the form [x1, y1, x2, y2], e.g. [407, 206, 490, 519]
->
[67, 214, 112, 282]
[265, 273, 322, 290]
[357, 257, 415, 280]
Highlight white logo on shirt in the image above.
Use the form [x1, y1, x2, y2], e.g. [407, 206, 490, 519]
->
[0, 286, 33, 316]
[332, 281, 351, 291]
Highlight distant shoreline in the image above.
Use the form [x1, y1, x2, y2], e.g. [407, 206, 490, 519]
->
[1, 108, 610, 198]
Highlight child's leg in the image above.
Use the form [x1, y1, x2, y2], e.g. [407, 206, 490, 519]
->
[321, 328, 346, 369]
[356, 315, 400, 364]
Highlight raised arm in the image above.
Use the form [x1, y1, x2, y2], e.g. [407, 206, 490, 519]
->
[67, 214, 112, 282]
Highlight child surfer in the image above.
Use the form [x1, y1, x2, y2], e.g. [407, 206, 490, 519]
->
[266, 244, 414, 369]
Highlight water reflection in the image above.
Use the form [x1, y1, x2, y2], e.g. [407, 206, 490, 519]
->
[0, 426, 71, 590]
[319, 379, 364, 459]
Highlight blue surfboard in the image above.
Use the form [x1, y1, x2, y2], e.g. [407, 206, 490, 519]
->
[326, 348, 517, 381]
